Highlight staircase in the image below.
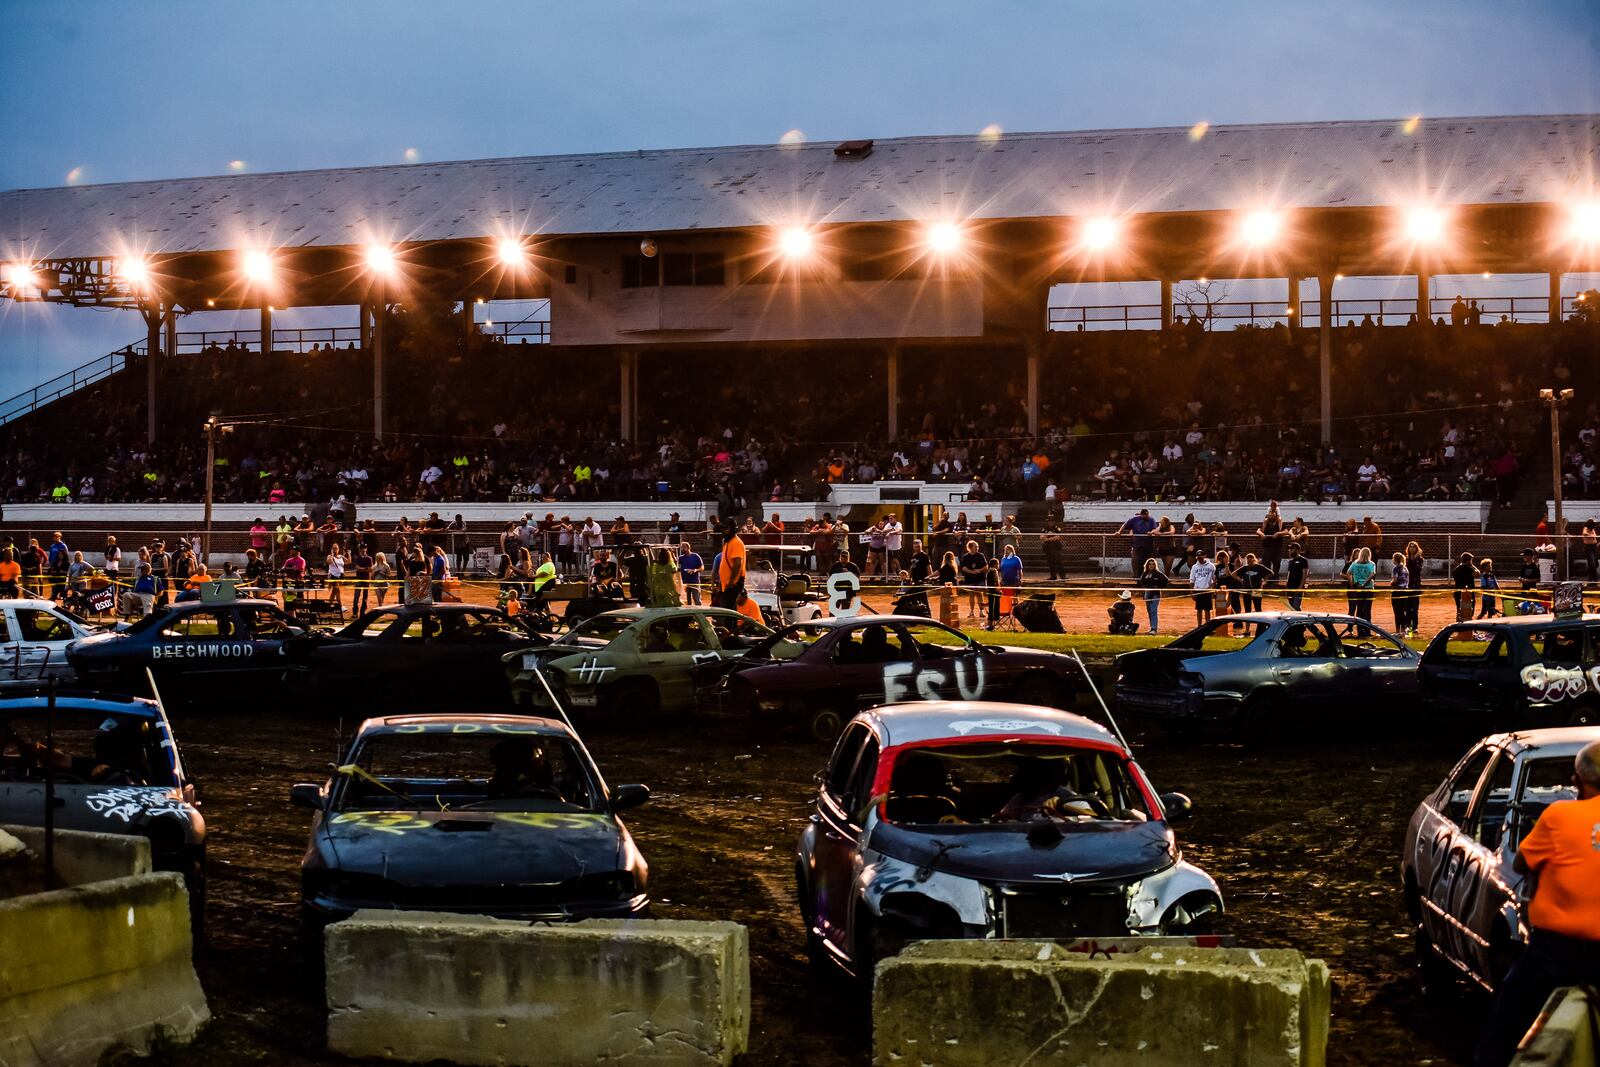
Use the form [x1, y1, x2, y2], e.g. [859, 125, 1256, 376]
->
[1485, 445, 1553, 535]
[0, 342, 142, 428]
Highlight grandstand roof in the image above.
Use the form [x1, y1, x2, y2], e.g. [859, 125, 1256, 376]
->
[3, 114, 1596, 259]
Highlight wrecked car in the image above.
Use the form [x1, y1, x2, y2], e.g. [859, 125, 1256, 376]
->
[711, 615, 1085, 743]
[0, 599, 99, 688]
[1420, 615, 1600, 728]
[505, 606, 771, 717]
[1114, 612, 1419, 737]
[796, 701, 1221, 981]
[0, 690, 206, 919]
[293, 713, 650, 936]
[1402, 726, 1599, 991]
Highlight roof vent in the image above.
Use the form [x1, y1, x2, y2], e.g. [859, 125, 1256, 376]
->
[833, 139, 874, 160]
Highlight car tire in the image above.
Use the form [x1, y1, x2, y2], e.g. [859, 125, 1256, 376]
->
[1414, 922, 1459, 1001]
[1568, 702, 1599, 727]
[1014, 673, 1068, 709]
[809, 707, 846, 744]
[796, 864, 830, 976]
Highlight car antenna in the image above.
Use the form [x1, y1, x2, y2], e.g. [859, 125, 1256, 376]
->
[526, 662, 605, 776]
[1068, 648, 1132, 754]
[43, 678, 56, 892]
[143, 667, 186, 783]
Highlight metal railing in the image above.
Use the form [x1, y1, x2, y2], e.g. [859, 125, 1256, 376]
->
[0, 343, 142, 428]
[1049, 294, 1582, 331]
[171, 321, 551, 354]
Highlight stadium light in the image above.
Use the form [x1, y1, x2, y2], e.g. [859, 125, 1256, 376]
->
[777, 226, 814, 259]
[362, 244, 397, 276]
[924, 221, 964, 256]
[3, 262, 39, 290]
[242, 249, 276, 285]
[1078, 216, 1121, 252]
[1403, 207, 1447, 244]
[1566, 201, 1600, 244]
[116, 256, 151, 287]
[1237, 210, 1282, 247]
[496, 237, 526, 267]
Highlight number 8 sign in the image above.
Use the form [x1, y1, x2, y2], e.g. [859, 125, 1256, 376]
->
[826, 571, 862, 617]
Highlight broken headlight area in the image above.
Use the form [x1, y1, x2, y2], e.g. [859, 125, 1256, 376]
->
[994, 882, 1135, 939]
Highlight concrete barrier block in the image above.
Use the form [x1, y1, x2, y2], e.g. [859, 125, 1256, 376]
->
[325, 912, 749, 1066]
[874, 941, 1329, 1067]
[0, 870, 208, 1067]
[1512, 986, 1597, 1067]
[0, 822, 151, 892]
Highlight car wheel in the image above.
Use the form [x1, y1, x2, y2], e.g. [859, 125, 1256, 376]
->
[1014, 674, 1068, 709]
[1414, 922, 1459, 1001]
[796, 863, 830, 975]
[809, 707, 846, 744]
[1568, 702, 1598, 727]
[1158, 892, 1220, 935]
[603, 678, 660, 717]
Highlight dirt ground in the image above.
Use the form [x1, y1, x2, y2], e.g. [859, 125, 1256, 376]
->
[153, 680, 1491, 1067]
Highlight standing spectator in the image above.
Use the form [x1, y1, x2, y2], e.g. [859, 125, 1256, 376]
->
[1189, 550, 1217, 626]
[1473, 741, 1600, 1067]
[928, 511, 954, 561]
[762, 512, 785, 546]
[1403, 541, 1425, 637]
[996, 515, 1021, 557]
[326, 543, 347, 609]
[1519, 548, 1543, 613]
[430, 545, 449, 602]
[809, 515, 835, 575]
[349, 542, 374, 616]
[243, 548, 268, 594]
[1584, 519, 1599, 581]
[997, 545, 1023, 619]
[149, 540, 171, 605]
[863, 517, 887, 577]
[1236, 553, 1273, 615]
[959, 540, 988, 621]
[1256, 501, 1285, 575]
[983, 557, 1003, 630]
[1452, 552, 1479, 622]
[281, 546, 307, 588]
[0, 549, 19, 599]
[45, 532, 70, 600]
[1283, 541, 1309, 611]
[103, 536, 122, 586]
[1041, 518, 1065, 582]
[678, 541, 704, 605]
[1347, 547, 1377, 624]
[1215, 551, 1244, 634]
[1478, 559, 1503, 619]
[373, 552, 394, 607]
[935, 551, 958, 586]
[450, 514, 470, 574]
[1116, 508, 1158, 573]
[249, 518, 270, 557]
[1388, 552, 1410, 634]
[1136, 558, 1170, 634]
[906, 539, 931, 586]
[884, 514, 905, 572]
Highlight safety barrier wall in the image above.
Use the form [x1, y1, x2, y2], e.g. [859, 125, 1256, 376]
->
[0, 828, 207, 1067]
[1511, 987, 1598, 1067]
[873, 940, 1330, 1067]
[325, 913, 749, 1067]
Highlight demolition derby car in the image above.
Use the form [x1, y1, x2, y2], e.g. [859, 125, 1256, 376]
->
[505, 606, 771, 717]
[1113, 612, 1420, 736]
[797, 702, 1221, 980]
[1420, 614, 1600, 728]
[0, 691, 206, 918]
[0, 599, 98, 688]
[294, 713, 650, 932]
[1402, 726, 1599, 992]
[284, 603, 548, 705]
[710, 615, 1085, 742]
[67, 598, 304, 699]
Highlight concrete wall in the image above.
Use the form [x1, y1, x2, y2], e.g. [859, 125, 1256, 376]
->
[0, 867, 208, 1067]
[0, 822, 151, 894]
[325, 913, 749, 1066]
[873, 940, 1330, 1067]
[1513, 986, 1597, 1067]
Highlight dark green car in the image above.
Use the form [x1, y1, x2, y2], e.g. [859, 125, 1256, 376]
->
[504, 606, 771, 717]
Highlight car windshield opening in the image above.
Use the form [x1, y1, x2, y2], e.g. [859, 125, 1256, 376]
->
[1165, 619, 1261, 652]
[558, 615, 632, 647]
[884, 743, 1151, 827]
[749, 623, 831, 661]
[0, 710, 176, 787]
[335, 731, 601, 813]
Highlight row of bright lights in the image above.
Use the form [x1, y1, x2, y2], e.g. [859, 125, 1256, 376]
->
[4, 203, 1599, 294]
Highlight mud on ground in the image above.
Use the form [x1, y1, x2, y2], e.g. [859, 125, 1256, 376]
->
[148, 694, 1490, 1067]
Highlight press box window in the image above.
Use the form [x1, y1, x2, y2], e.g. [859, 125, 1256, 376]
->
[619, 254, 660, 289]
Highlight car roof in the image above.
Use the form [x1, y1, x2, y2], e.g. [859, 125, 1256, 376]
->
[0, 690, 162, 718]
[158, 597, 282, 613]
[1205, 611, 1361, 625]
[357, 712, 574, 737]
[786, 614, 949, 630]
[592, 605, 751, 622]
[1491, 725, 1600, 755]
[865, 701, 1118, 749]
[0, 599, 73, 612]
[353, 603, 499, 618]
[1438, 614, 1600, 630]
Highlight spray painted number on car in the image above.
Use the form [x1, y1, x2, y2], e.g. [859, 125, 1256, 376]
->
[151, 643, 255, 660]
[826, 572, 862, 618]
[882, 658, 987, 702]
[1520, 664, 1596, 702]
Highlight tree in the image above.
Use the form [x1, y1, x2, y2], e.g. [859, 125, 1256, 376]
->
[1174, 279, 1232, 330]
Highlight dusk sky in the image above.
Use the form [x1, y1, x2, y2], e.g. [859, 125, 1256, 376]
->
[2, 0, 1598, 393]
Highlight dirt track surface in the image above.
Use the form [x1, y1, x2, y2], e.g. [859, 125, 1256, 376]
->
[157, 697, 1486, 1067]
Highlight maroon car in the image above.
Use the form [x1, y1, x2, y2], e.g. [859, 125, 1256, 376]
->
[709, 615, 1086, 741]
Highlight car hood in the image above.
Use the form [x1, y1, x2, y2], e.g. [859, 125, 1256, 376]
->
[67, 631, 129, 656]
[321, 809, 623, 885]
[866, 817, 1176, 885]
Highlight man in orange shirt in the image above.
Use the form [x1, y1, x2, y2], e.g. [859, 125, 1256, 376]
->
[716, 525, 764, 625]
[0, 549, 20, 599]
[1475, 740, 1600, 1066]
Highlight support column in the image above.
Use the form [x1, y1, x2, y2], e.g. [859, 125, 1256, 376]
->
[886, 343, 900, 440]
[1159, 277, 1174, 329]
[461, 300, 476, 339]
[1318, 274, 1334, 445]
[358, 303, 371, 351]
[629, 351, 640, 442]
[145, 305, 162, 446]
[1550, 269, 1564, 323]
[1025, 335, 1041, 437]
[1417, 271, 1431, 325]
[259, 305, 273, 354]
[372, 296, 386, 441]
[163, 307, 177, 359]
[1286, 275, 1301, 325]
[619, 348, 638, 442]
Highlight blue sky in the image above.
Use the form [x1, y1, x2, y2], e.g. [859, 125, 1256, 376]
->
[2, 0, 1597, 392]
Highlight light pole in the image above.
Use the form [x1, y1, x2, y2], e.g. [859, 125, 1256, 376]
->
[1540, 387, 1575, 579]
[202, 416, 234, 567]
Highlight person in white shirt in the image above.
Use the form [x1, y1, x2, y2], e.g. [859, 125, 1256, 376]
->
[1163, 440, 1184, 463]
[883, 517, 904, 570]
[1189, 551, 1217, 625]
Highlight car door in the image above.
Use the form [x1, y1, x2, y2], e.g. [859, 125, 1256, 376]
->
[824, 623, 919, 710]
[238, 606, 296, 682]
[811, 723, 872, 955]
[9, 605, 80, 683]
[0, 608, 22, 683]
[1417, 743, 1495, 971]
[636, 613, 716, 709]
[894, 621, 992, 703]
[1268, 621, 1345, 705]
[151, 607, 257, 680]
[1332, 619, 1414, 697]
[1448, 751, 1517, 985]
[1423, 627, 1515, 715]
